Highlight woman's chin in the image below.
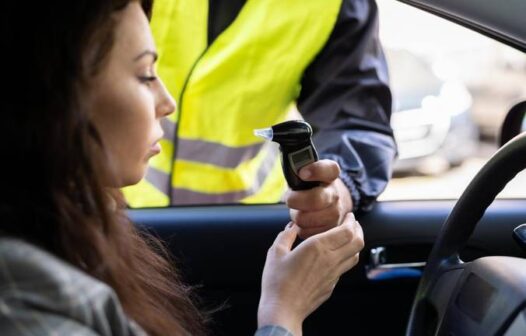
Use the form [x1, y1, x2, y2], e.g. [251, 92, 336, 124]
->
[123, 172, 145, 187]
[109, 169, 145, 188]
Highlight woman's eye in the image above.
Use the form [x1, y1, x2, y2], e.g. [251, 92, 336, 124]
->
[138, 75, 157, 85]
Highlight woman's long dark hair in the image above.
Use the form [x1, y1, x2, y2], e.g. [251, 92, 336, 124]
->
[2, 1, 207, 335]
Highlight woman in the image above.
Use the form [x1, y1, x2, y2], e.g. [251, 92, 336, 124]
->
[0, 1, 364, 335]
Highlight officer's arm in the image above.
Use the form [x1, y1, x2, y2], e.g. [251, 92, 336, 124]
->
[297, 0, 396, 212]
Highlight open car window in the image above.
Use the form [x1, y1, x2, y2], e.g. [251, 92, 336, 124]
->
[126, 0, 526, 208]
[378, 0, 526, 201]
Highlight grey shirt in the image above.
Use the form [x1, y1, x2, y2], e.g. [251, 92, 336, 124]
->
[0, 238, 291, 336]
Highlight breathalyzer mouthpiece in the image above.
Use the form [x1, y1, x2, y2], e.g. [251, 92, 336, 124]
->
[253, 127, 273, 141]
[254, 120, 320, 190]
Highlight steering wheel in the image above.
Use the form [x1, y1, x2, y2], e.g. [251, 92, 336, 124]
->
[406, 133, 526, 335]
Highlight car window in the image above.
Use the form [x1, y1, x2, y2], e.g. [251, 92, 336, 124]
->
[126, 0, 525, 208]
[377, 0, 526, 202]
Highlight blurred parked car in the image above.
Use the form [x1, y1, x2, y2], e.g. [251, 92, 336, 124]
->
[387, 49, 479, 175]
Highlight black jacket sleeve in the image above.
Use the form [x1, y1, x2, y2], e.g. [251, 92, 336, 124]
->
[297, 0, 397, 212]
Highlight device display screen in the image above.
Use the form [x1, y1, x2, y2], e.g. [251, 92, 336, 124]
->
[289, 147, 315, 174]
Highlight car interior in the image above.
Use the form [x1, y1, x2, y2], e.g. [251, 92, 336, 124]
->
[129, 0, 526, 335]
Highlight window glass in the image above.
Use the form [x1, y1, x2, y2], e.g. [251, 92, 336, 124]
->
[377, 0, 526, 201]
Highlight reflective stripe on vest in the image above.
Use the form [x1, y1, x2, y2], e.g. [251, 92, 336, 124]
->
[124, 0, 342, 207]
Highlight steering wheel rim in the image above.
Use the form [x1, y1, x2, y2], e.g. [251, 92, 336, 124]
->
[406, 132, 526, 335]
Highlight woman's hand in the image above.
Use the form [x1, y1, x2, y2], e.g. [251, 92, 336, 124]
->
[257, 213, 364, 335]
[286, 160, 354, 239]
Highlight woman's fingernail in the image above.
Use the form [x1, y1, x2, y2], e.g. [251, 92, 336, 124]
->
[286, 222, 293, 229]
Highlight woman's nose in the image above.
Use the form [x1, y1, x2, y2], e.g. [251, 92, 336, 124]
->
[156, 78, 176, 118]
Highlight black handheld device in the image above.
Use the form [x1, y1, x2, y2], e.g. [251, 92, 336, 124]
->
[255, 120, 320, 190]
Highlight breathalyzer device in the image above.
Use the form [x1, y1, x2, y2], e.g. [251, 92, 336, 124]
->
[254, 120, 320, 190]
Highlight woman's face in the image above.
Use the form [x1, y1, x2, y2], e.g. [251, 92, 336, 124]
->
[88, 2, 175, 187]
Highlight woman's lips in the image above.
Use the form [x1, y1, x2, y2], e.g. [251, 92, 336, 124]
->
[148, 142, 161, 156]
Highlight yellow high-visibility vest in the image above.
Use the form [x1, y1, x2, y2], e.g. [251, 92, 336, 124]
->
[124, 0, 343, 206]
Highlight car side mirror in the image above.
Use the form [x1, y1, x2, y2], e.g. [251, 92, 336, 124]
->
[499, 101, 526, 147]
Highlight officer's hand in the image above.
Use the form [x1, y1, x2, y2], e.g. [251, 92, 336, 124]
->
[286, 159, 353, 239]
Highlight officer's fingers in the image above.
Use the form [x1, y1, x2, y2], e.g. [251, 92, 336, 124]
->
[296, 208, 339, 239]
[299, 160, 340, 184]
[293, 204, 340, 231]
[289, 208, 299, 222]
[286, 186, 338, 211]
[298, 225, 333, 240]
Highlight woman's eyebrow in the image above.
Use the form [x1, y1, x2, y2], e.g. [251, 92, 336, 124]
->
[133, 50, 158, 62]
